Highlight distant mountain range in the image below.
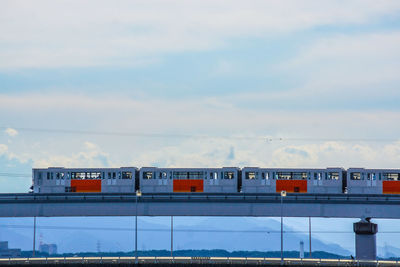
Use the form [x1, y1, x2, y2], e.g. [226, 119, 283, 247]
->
[19, 249, 347, 259]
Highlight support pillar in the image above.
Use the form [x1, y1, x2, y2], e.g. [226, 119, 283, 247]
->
[353, 218, 378, 260]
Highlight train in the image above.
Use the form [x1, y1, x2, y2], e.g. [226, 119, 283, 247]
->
[31, 166, 400, 194]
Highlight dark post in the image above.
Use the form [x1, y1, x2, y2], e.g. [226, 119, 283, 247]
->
[309, 217, 312, 258]
[353, 218, 378, 260]
[171, 216, 173, 258]
[33, 217, 36, 257]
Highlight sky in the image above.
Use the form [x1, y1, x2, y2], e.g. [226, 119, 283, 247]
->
[1, 0, 400, 255]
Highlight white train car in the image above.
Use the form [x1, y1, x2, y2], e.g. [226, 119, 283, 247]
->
[241, 167, 345, 194]
[347, 168, 400, 194]
[139, 167, 240, 193]
[32, 167, 138, 193]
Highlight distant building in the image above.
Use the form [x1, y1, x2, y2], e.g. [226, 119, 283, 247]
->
[39, 243, 58, 255]
[0, 241, 21, 258]
[300, 241, 304, 258]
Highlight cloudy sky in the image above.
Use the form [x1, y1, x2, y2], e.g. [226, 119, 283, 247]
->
[2, 0, 400, 256]
[0, 0, 400, 186]
[1, 1, 400, 191]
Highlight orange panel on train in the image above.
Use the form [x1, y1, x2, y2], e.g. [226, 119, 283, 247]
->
[173, 180, 204, 192]
[382, 181, 400, 194]
[71, 180, 102, 192]
[276, 180, 307, 193]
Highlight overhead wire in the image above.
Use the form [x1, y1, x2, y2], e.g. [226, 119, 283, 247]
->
[1, 224, 398, 233]
[0, 172, 31, 178]
[0, 126, 398, 142]
[1, 224, 400, 234]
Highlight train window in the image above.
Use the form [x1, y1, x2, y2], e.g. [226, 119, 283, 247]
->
[61, 173, 65, 179]
[162, 172, 167, 179]
[143, 172, 153, 179]
[122, 172, 132, 179]
[277, 172, 291, 180]
[245, 172, 256, 179]
[174, 172, 186, 179]
[371, 173, 376, 180]
[313, 173, 317, 180]
[328, 172, 339, 180]
[367, 173, 371, 180]
[112, 172, 116, 179]
[189, 172, 204, 179]
[261, 173, 265, 179]
[224, 172, 234, 179]
[67, 172, 70, 179]
[107, 172, 111, 179]
[56, 173, 60, 179]
[350, 173, 361, 180]
[214, 172, 218, 179]
[71, 172, 82, 179]
[383, 173, 399, 181]
[292, 172, 307, 180]
[102, 172, 105, 179]
[118, 172, 121, 179]
[159, 172, 162, 179]
[265, 173, 269, 180]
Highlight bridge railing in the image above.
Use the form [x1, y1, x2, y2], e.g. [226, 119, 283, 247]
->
[0, 256, 398, 265]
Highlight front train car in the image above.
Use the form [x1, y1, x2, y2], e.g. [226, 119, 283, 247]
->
[139, 167, 240, 193]
[241, 167, 345, 194]
[32, 167, 138, 193]
[347, 168, 400, 194]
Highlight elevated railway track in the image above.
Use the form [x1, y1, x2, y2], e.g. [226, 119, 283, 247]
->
[1, 193, 400, 218]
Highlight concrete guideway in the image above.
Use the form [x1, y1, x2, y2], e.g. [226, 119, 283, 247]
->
[0, 256, 398, 266]
[1, 193, 400, 218]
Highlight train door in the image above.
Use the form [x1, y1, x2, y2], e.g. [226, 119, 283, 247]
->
[372, 172, 377, 187]
[158, 171, 162, 185]
[313, 172, 322, 186]
[367, 172, 377, 187]
[367, 172, 371, 187]
[261, 172, 265, 186]
[261, 172, 271, 186]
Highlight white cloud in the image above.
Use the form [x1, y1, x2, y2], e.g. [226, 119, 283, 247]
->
[84, 141, 98, 150]
[0, 92, 399, 140]
[4, 128, 18, 137]
[279, 31, 400, 96]
[0, 144, 8, 155]
[0, 93, 399, 172]
[34, 141, 110, 168]
[1, 0, 400, 69]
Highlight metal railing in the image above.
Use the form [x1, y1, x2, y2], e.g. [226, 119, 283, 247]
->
[1, 192, 400, 204]
[0, 256, 398, 265]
